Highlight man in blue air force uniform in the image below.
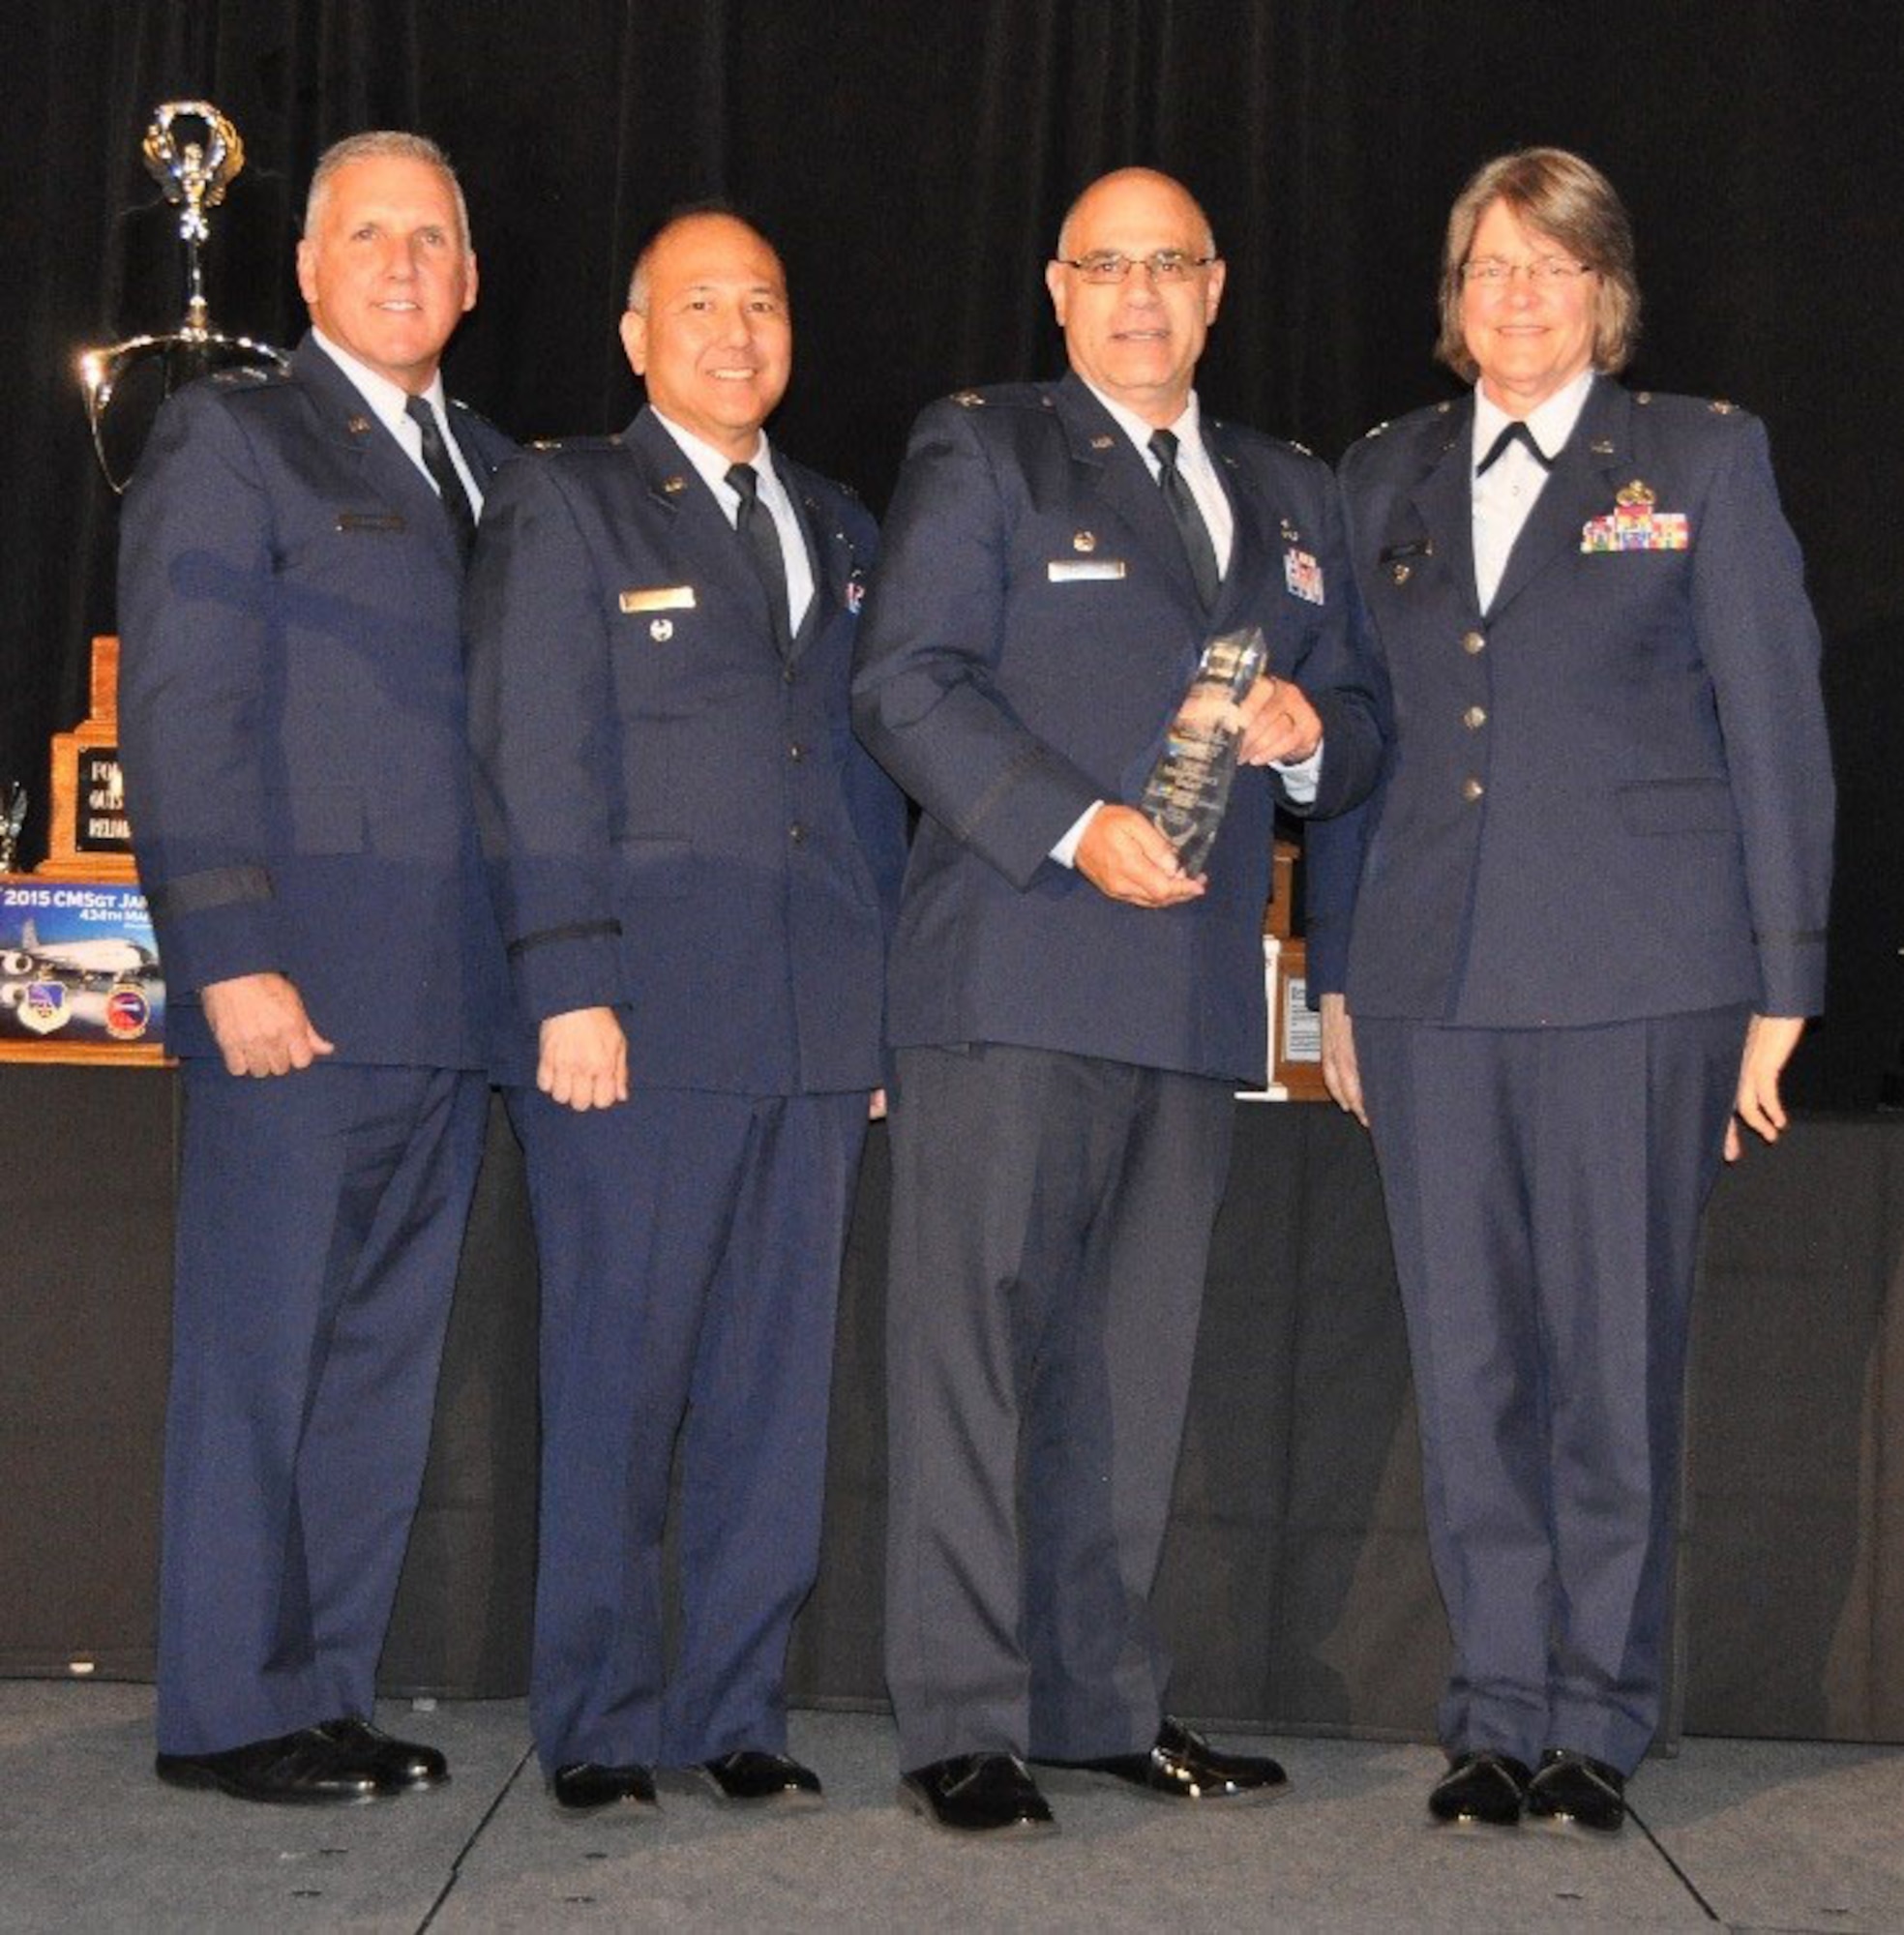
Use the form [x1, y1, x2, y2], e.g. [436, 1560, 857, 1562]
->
[853, 166, 1382, 1836]
[118, 132, 514, 1802]
[464, 208, 904, 1817]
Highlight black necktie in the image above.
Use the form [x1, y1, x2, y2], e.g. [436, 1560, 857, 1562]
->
[1148, 427, 1221, 611]
[404, 395, 477, 561]
[1475, 419, 1553, 477]
[727, 461, 792, 652]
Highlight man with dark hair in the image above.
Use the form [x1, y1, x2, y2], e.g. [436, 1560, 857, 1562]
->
[854, 166, 1381, 1835]
[466, 208, 903, 1816]
[119, 131, 514, 1802]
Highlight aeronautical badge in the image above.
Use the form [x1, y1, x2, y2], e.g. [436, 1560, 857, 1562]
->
[1616, 479, 1656, 508]
[1284, 546, 1324, 604]
[18, 980, 70, 1035]
[104, 985, 150, 1042]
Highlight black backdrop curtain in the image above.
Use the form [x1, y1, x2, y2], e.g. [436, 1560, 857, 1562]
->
[3, 1, 1898, 1104]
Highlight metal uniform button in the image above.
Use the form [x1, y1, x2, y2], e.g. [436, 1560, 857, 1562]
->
[788, 822, 806, 845]
[788, 742, 805, 761]
[1462, 777, 1485, 802]
[782, 663, 797, 684]
[1462, 630, 1486, 655]
[1463, 706, 1487, 730]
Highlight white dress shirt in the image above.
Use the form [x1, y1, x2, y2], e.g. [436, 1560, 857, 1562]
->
[1471, 368, 1595, 610]
[650, 410, 816, 635]
[311, 328, 484, 513]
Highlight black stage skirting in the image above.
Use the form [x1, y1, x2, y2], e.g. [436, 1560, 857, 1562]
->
[4, 1066, 1899, 1744]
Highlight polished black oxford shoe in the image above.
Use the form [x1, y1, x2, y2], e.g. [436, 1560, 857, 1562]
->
[318, 1715, 448, 1789]
[900, 1752, 1056, 1836]
[551, 1761, 660, 1814]
[1428, 1749, 1532, 1826]
[697, 1749, 823, 1806]
[156, 1725, 396, 1803]
[1526, 1748, 1626, 1832]
[1038, 1716, 1288, 1802]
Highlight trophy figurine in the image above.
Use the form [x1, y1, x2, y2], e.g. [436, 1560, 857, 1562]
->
[78, 101, 290, 492]
[1140, 625, 1270, 875]
[0, 785, 24, 876]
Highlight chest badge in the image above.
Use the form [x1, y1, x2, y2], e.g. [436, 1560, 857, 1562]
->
[1616, 479, 1656, 508]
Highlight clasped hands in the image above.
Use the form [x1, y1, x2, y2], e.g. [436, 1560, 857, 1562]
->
[1076, 673, 1321, 908]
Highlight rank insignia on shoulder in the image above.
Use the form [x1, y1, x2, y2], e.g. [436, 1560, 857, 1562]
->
[1288, 439, 1314, 458]
[1363, 421, 1390, 439]
[1709, 399, 1738, 414]
[529, 436, 563, 451]
[952, 390, 985, 407]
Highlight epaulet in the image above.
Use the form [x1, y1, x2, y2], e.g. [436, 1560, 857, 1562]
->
[1283, 437, 1315, 459]
[1628, 389, 1753, 422]
[944, 382, 1052, 412]
[208, 365, 284, 390]
[1360, 420, 1391, 440]
[449, 397, 502, 432]
[524, 432, 625, 455]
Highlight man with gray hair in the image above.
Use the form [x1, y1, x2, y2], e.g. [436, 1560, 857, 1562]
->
[119, 130, 515, 1803]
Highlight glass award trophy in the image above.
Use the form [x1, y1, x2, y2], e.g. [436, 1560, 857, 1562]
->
[1139, 625, 1268, 875]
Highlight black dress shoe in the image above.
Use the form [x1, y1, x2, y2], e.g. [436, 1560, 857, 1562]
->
[1428, 1750, 1532, 1826]
[1527, 1748, 1626, 1832]
[550, 1761, 660, 1814]
[696, 1749, 823, 1806]
[156, 1726, 395, 1804]
[900, 1753, 1056, 1836]
[1038, 1716, 1288, 1802]
[318, 1715, 448, 1789]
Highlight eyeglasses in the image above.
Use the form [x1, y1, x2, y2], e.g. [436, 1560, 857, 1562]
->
[1461, 255, 1592, 287]
[1056, 250, 1217, 284]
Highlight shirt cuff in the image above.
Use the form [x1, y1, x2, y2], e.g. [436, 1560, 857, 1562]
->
[1272, 739, 1324, 805]
[1051, 799, 1106, 868]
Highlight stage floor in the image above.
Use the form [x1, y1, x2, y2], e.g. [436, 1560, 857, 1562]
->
[5, 1683, 1902, 1932]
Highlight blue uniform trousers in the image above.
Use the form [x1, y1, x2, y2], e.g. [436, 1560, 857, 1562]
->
[882, 1043, 1235, 1769]
[1356, 1006, 1745, 1773]
[511, 1084, 867, 1774]
[158, 1059, 489, 1754]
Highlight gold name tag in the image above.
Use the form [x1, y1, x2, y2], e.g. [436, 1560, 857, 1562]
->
[618, 584, 699, 613]
[1047, 559, 1127, 583]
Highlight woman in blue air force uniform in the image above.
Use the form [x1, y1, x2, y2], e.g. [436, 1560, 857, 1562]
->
[1304, 148, 1832, 1832]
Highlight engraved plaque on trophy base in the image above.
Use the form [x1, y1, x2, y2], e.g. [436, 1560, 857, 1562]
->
[41, 637, 137, 881]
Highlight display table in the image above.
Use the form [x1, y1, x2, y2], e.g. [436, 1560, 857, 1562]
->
[3, 1064, 1898, 1742]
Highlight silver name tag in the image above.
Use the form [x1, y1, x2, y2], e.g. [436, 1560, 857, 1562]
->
[1047, 559, 1127, 583]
